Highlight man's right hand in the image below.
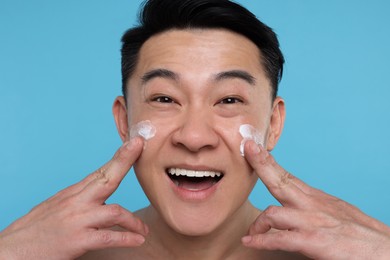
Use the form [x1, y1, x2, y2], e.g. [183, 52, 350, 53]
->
[0, 137, 148, 260]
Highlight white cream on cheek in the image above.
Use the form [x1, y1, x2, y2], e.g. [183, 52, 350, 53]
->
[129, 120, 157, 140]
[239, 124, 264, 156]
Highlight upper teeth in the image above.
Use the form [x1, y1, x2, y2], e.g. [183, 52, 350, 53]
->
[168, 168, 222, 178]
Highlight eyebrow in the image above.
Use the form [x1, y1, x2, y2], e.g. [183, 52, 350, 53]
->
[141, 69, 179, 85]
[140, 68, 256, 86]
[214, 70, 256, 86]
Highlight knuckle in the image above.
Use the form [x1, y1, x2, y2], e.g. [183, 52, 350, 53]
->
[120, 232, 128, 244]
[252, 234, 278, 251]
[279, 170, 294, 188]
[91, 167, 114, 189]
[264, 205, 280, 218]
[120, 232, 132, 244]
[107, 204, 123, 217]
[97, 231, 114, 245]
[252, 234, 266, 245]
[96, 169, 110, 183]
[267, 169, 296, 193]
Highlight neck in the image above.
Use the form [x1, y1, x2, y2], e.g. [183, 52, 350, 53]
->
[138, 201, 260, 259]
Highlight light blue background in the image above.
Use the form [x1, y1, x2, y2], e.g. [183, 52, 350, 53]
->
[1, 0, 389, 230]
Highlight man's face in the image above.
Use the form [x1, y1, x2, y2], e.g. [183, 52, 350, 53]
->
[122, 29, 283, 236]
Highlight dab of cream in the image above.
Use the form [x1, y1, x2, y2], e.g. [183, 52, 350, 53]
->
[239, 124, 264, 156]
[130, 120, 156, 140]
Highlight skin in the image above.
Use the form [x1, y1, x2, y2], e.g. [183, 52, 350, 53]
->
[1, 29, 389, 259]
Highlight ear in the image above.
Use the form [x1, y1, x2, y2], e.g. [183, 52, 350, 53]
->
[266, 97, 285, 151]
[113, 96, 129, 142]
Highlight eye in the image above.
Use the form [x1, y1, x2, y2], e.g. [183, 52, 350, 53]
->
[218, 97, 243, 104]
[152, 96, 175, 103]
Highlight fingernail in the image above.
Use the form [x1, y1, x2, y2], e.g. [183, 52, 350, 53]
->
[251, 141, 261, 154]
[242, 236, 252, 244]
[135, 234, 145, 244]
[144, 224, 149, 235]
[240, 138, 249, 157]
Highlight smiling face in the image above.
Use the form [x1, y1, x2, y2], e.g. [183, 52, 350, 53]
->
[114, 29, 285, 236]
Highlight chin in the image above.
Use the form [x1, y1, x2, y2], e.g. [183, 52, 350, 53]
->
[163, 207, 226, 237]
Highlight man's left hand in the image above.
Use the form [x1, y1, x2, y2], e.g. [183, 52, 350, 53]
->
[241, 140, 390, 259]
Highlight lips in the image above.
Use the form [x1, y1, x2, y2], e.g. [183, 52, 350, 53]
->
[167, 168, 224, 192]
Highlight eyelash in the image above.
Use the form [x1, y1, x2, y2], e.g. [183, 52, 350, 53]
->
[149, 95, 243, 105]
[151, 95, 175, 103]
[218, 97, 244, 104]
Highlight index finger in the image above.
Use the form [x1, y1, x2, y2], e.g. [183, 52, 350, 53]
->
[79, 137, 144, 203]
[244, 140, 312, 208]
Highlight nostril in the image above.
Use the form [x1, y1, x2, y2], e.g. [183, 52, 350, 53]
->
[171, 125, 219, 152]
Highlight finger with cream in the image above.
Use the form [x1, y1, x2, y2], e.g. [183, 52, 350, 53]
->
[239, 124, 264, 156]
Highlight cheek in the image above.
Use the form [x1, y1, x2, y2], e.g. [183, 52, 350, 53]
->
[129, 120, 156, 140]
[214, 119, 266, 157]
[214, 123, 253, 180]
[216, 125, 241, 156]
[132, 119, 173, 166]
[133, 134, 166, 195]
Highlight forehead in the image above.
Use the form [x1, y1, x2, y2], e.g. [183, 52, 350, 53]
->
[132, 29, 268, 84]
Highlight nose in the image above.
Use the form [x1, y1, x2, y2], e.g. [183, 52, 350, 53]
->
[171, 108, 219, 152]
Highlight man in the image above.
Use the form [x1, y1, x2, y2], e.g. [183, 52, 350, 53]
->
[1, 0, 389, 259]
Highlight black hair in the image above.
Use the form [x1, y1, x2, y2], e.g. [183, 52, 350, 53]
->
[121, 0, 284, 100]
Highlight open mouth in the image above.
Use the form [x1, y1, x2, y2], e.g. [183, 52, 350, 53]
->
[167, 168, 224, 191]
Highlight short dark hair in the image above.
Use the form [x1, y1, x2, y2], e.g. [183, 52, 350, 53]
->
[121, 0, 284, 100]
